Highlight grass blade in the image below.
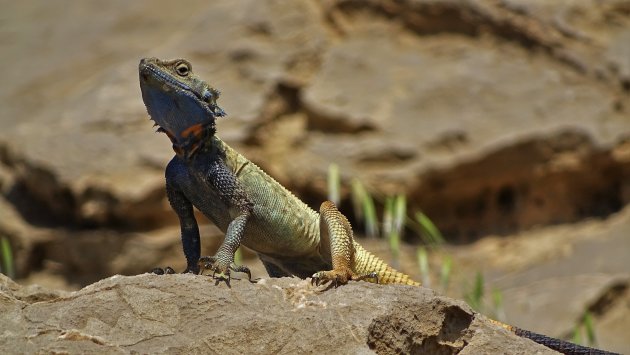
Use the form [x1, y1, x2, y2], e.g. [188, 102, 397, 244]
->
[351, 179, 365, 224]
[415, 212, 444, 246]
[327, 163, 340, 205]
[362, 189, 378, 238]
[583, 312, 596, 346]
[492, 288, 505, 321]
[417, 247, 430, 288]
[350, 180, 378, 237]
[572, 326, 583, 346]
[0, 237, 15, 279]
[393, 194, 406, 238]
[465, 272, 485, 312]
[383, 196, 394, 238]
[439, 254, 452, 294]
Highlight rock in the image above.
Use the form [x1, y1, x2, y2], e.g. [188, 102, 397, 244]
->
[0, 272, 68, 303]
[1, 0, 628, 233]
[0, 273, 557, 354]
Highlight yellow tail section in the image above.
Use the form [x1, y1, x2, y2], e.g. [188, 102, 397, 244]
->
[352, 242, 420, 286]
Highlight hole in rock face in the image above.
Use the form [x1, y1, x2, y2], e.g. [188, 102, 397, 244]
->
[497, 185, 516, 214]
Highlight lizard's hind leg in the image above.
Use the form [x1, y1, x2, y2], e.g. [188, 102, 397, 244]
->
[311, 201, 377, 286]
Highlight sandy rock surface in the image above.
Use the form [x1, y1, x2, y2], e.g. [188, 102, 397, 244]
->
[0, 273, 559, 354]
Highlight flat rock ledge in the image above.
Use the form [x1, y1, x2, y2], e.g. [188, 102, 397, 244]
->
[0, 274, 556, 354]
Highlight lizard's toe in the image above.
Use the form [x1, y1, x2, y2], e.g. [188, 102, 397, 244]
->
[213, 270, 232, 287]
[198, 256, 252, 285]
[311, 269, 379, 287]
[198, 256, 217, 275]
[311, 269, 351, 287]
[354, 272, 379, 284]
[229, 263, 253, 282]
[151, 266, 178, 275]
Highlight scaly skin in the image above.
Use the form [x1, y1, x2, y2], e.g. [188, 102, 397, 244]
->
[138, 57, 618, 355]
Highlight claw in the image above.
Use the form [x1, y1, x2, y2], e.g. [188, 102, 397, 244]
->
[197, 255, 251, 286]
[151, 266, 184, 275]
[198, 256, 215, 276]
[311, 269, 379, 288]
[216, 272, 231, 288]
[183, 266, 199, 274]
[354, 272, 379, 284]
[229, 263, 252, 282]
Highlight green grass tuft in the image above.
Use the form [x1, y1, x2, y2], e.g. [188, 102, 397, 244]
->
[327, 163, 340, 205]
[0, 236, 15, 279]
[417, 246, 430, 288]
[439, 254, 452, 294]
[415, 211, 444, 246]
[464, 271, 485, 312]
[350, 181, 378, 238]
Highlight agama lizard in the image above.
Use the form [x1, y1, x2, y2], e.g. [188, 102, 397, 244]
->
[139, 57, 618, 355]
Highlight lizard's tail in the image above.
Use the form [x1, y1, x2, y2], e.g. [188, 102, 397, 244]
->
[488, 319, 619, 355]
[352, 242, 420, 286]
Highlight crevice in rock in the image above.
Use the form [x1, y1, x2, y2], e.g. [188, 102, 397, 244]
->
[0, 143, 76, 227]
[367, 303, 472, 354]
[245, 81, 303, 146]
[304, 106, 377, 134]
[586, 281, 629, 317]
[407, 131, 630, 242]
[439, 305, 473, 344]
[0, 142, 166, 232]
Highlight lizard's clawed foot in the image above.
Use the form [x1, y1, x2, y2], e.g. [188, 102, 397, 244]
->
[311, 268, 352, 288]
[198, 256, 253, 286]
[151, 266, 176, 275]
[151, 265, 199, 274]
[311, 269, 379, 288]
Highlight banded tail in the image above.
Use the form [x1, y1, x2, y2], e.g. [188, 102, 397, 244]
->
[352, 242, 419, 286]
[488, 319, 619, 355]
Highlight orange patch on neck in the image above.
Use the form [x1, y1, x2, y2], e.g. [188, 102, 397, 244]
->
[181, 123, 204, 139]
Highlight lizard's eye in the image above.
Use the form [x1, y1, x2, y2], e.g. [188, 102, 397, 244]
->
[175, 62, 190, 76]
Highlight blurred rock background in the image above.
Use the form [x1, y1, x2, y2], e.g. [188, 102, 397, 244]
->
[0, 0, 628, 352]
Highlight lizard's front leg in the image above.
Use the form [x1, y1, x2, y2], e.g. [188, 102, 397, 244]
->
[152, 177, 201, 274]
[198, 159, 253, 285]
[198, 210, 252, 285]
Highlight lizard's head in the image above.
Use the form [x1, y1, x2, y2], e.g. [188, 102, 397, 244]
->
[139, 57, 226, 158]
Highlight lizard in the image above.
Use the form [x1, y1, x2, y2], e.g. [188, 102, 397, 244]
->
[138, 57, 618, 355]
